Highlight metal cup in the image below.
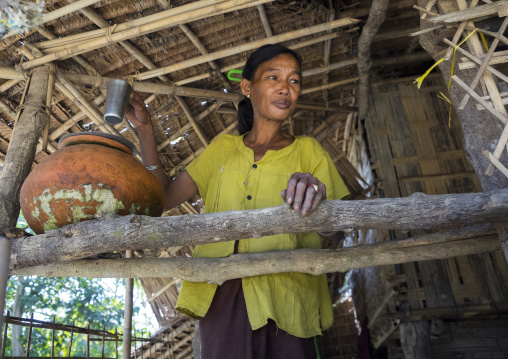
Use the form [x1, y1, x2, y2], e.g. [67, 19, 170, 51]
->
[104, 79, 132, 125]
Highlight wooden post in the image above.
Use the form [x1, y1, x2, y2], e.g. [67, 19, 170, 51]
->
[67, 322, 74, 357]
[86, 324, 91, 359]
[0, 312, 8, 358]
[400, 321, 432, 359]
[51, 316, 55, 359]
[25, 313, 33, 357]
[0, 237, 9, 348]
[357, 0, 389, 119]
[0, 65, 50, 346]
[0, 65, 51, 233]
[122, 251, 134, 359]
[101, 325, 105, 359]
[115, 328, 118, 359]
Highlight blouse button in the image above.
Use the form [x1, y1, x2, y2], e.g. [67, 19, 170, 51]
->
[247, 195, 252, 200]
[252, 164, 257, 169]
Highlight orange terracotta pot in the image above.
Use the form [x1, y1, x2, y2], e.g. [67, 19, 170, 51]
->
[20, 132, 165, 234]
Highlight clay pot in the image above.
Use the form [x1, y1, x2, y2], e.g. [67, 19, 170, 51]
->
[20, 132, 165, 234]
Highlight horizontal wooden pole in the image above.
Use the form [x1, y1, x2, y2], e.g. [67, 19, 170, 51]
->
[430, 0, 508, 23]
[9, 189, 508, 271]
[13, 226, 499, 281]
[20, 0, 266, 71]
[398, 172, 476, 183]
[136, 18, 360, 80]
[62, 72, 241, 101]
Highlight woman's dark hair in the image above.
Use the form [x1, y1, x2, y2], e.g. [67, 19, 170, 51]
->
[237, 44, 302, 135]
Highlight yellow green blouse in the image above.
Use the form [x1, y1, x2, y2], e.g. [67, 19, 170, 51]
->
[175, 134, 349, 338]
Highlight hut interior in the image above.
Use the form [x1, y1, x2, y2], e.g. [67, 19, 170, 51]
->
[1, 0, 508, 358]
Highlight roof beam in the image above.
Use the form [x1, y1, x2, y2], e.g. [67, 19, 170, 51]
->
[135, 18, 359, 81]
[75, 2, 209, 150]
[19, 0, 271, 71]
[257, 5, 273, 37]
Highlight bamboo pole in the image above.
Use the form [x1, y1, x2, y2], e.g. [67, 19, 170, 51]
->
[61, 72, 240, 101]
[54, 77, 112, 133]
[25, 313, 33, 357]
[443, 39, 508, 88]
[122, 251, 134, 359]
[174, 32, 341, 86]
[135, 18, 360, 81]
[174, 97, 208, 147]
[458, 17, 508, 109]
[1, 311, 9, 358]
[168, 122, 235, 176]
[257, 4, 273, 37]
[179, 24, 233, 91]
[20, 0, 270, 71]
[49, 95, 105, 141]
[41, 63, 56, 152]
[301, 77, 359, 95]
[0, 237, 9, 349]
[36, 0, 233, 50]
[156, 102, 223, 152]
[1, 0, 103, 40]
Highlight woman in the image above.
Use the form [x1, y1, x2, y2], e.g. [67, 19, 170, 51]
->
[126, 44, 349, 358]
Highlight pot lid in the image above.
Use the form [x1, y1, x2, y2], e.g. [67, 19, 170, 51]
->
[58, 132, 138, 157]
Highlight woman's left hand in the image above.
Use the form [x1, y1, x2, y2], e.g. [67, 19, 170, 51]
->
[280, 172, 326, 216]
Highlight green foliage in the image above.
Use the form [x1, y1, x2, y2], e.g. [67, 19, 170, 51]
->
[16, 211, 34, 235]
[4, 276, 133, 357]
[0, 212, 157, 357]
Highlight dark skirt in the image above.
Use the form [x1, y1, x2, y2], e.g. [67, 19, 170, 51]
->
[199, 277, 318, 359]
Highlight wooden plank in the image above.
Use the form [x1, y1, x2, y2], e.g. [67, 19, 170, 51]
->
[399, 172, 476, 183]
[403, 263, 424, 308]
[399, 84, 449, 195]
[480, 252, 508, 302]
[365, 85, 401, 198]
[419, 260, 456, 307]
[392, 150, 466, 166]
[430, 0, 508, 23]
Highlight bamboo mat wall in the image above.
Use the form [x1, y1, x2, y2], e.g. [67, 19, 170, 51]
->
[352, 76, 508, 356]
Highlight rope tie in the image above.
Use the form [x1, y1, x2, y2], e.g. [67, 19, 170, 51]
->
[106, 24, 118, 43]
[15, 64, 32, 79]
[134, 69, 141, 81]
[126, 74, 134, 88]
[16, 102, 51, 118]
[35, 68, 57, 78]
[93, 71, 102, 88]
[169, 81, 176, 95]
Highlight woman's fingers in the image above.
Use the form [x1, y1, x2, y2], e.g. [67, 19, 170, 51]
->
[292, 179, 310, 211]
[125, 91, 151, 129]
[282, 173, 326, 216]
[280, 189, 287, 202]
[284, 172, 303, 205]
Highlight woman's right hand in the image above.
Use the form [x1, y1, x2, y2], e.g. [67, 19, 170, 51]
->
[125, 91, 152, 130]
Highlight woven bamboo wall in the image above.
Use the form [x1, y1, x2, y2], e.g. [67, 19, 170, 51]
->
[352, 76, 508, 356]
[318, 298, 359, 359]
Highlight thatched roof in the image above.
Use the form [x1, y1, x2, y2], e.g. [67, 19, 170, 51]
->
[0, 0, 436, 329]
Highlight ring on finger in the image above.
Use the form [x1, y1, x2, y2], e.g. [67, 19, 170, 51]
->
[307, 183, 319, 192]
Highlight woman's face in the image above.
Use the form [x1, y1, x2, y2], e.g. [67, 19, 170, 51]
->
[241, 53, 301, 123]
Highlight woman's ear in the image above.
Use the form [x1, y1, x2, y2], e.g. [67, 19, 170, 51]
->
[240, 78, 250, 97]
